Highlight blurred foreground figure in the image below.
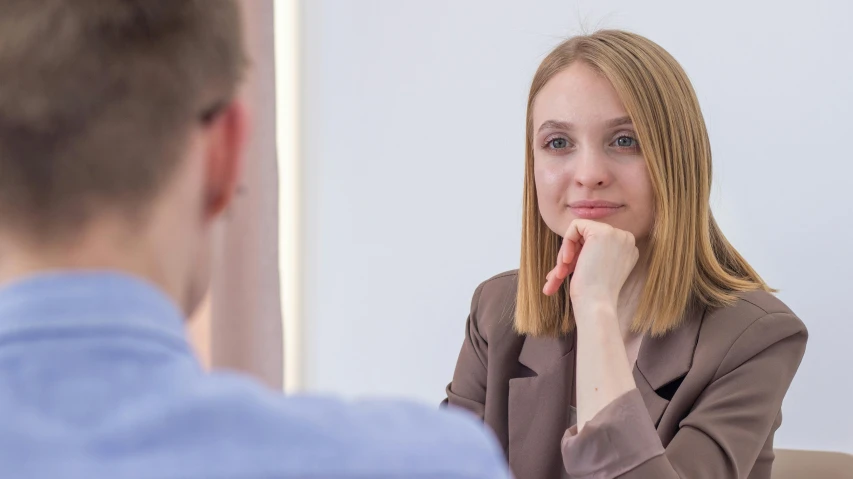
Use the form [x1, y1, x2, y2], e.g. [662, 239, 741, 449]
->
[0, 1, 510, 478]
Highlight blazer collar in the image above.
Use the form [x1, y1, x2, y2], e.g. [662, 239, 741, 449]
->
[510, 331, 576, 478]
[517, 300, 705, 384]
[518, 330, 575, 376]
[636, 300, 706, 390]
[506, 302, 705, 476]
[513, 300, 706, 432]
[632, 301, 705, 427]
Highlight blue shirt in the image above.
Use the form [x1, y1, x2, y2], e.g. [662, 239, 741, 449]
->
[0, 272, 510, 479]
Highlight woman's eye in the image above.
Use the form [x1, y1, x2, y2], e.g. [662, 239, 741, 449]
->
[548, 138, 568, 149]
[615, 136, 638, 148]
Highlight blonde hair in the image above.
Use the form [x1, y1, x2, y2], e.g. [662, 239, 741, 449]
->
[515, 30, 771, 338]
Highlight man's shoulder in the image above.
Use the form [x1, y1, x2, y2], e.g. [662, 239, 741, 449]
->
[144, 372, 510, 478]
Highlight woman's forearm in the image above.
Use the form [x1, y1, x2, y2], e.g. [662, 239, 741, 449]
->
[574, 302, 637, 430]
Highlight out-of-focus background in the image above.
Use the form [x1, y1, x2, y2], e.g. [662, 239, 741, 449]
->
[194, 0, 853, 455]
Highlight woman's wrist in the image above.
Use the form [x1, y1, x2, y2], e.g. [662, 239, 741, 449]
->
[572, 298, 618, 327]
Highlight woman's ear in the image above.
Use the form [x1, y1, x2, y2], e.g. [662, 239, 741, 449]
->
[204, 99, 249, 220]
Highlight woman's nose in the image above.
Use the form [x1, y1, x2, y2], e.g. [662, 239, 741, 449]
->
[572, 149, 612, 189]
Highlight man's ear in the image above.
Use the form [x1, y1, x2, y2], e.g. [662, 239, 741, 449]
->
[204, 99, 249, 220]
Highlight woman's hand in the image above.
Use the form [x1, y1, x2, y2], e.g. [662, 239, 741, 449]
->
[543, 219, 639, 312]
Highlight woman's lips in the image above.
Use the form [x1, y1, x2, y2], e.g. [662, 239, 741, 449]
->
[567, 200, 624, 219]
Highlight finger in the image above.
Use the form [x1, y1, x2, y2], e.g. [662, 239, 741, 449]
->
[542, 273, 564, 296]
[544, 254, 582, 295]
[543, 261, 564, 293]
[551, 244, 567, 278]
[552, 264, 568, 283]
[562, 219, 586, 246]
[562, 237, 578, 267]
[563, 247, 580, 276]
[560, 221, 587, 265]
[544, 257, 575, 295]
[545, 266, 557, 281]
[545, 224, 585, 296]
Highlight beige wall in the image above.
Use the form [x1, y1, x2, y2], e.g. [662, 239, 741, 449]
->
[187, 0, 282, 387]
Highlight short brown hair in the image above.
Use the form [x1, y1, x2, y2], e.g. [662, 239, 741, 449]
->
[0, 0, 246, 237]
[515, 30, 771, 338]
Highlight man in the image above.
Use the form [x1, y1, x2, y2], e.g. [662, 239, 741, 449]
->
[0, 1, 510, 477]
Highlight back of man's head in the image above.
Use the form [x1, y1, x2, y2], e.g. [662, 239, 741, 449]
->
[0, 0, 246, 240]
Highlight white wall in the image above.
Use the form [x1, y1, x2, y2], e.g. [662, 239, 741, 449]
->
[298, 0, 853, 453]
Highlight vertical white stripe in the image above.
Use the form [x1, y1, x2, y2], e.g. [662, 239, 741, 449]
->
[274, 0, 302, 393]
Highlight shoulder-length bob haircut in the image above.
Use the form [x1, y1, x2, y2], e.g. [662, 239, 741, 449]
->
[516, 30, 771, 338]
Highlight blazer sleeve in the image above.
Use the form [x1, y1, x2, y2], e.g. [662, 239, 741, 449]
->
[442, 282, 489, 419]
[560, 312, 808, 479]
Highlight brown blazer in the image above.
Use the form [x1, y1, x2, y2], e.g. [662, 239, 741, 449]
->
[444, 271, 807, 479]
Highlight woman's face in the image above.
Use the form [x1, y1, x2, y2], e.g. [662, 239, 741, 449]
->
[532, 62, 655, 243]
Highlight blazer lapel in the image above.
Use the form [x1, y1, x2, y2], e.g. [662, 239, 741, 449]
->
[508, 333, 575, 478]
[634, 302, 706, 427]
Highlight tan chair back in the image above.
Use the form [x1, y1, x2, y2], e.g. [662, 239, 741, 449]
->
[773, 449, 853, 479]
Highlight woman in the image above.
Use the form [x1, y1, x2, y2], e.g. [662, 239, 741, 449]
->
[444, 30, 807, 479]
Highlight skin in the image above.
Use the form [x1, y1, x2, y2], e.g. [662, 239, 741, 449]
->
[532, 62, 655, 431]
[0, 98, 248, 319]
